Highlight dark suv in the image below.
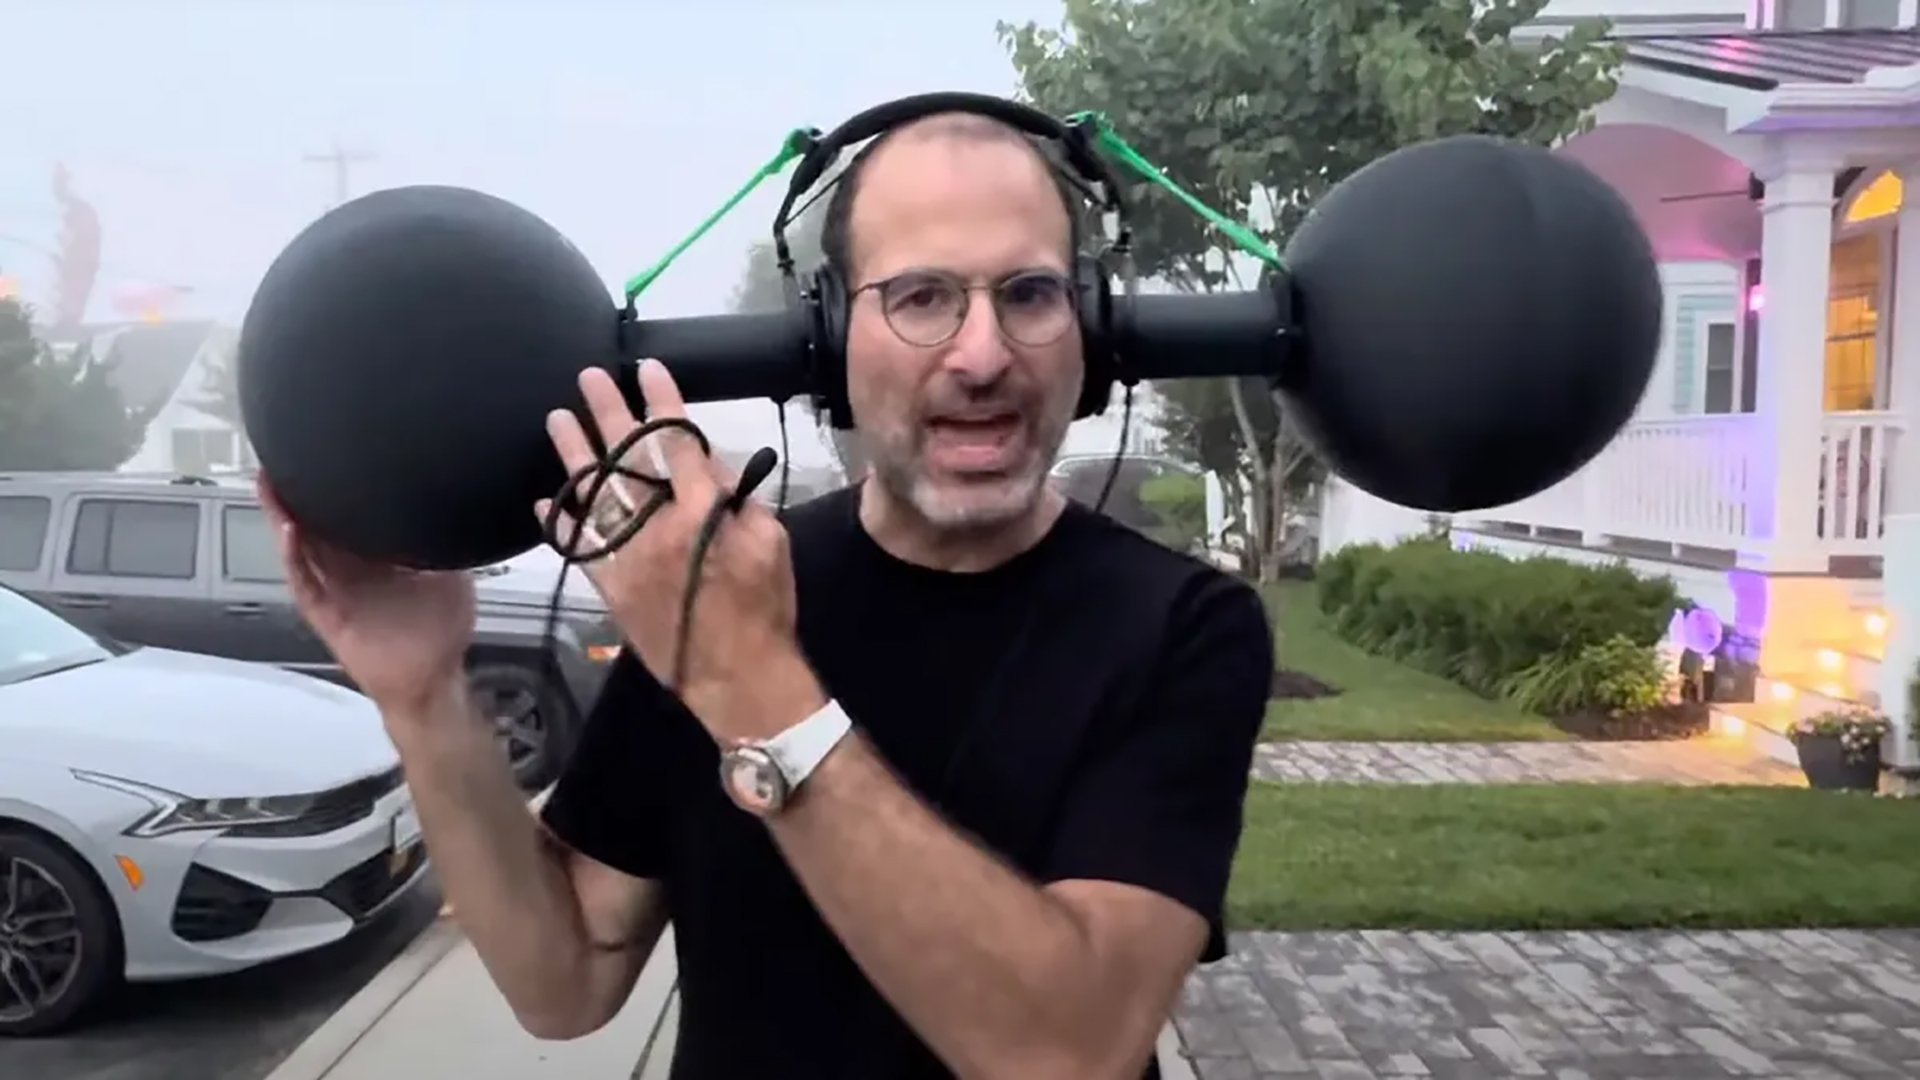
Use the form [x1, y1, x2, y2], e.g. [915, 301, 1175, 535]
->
[0, 471, 620, 788]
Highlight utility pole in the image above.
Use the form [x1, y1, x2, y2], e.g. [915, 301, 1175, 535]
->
[303, 140, 375, 209]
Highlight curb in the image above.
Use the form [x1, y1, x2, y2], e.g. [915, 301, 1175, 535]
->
[262, 916, 464, 1080]
[1156, 1020, 1198, 1080]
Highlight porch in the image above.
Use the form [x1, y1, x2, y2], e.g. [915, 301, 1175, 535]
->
[1454, 30, 1920, 580]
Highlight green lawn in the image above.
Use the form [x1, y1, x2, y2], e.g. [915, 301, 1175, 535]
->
[1228, 782, 1920, 931]
[1264, 582, 1561, 742]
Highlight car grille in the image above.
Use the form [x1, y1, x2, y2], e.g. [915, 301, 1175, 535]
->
[171, 864, 272, 942]
[320, 844, 428, 921]
[225, 766, 407, 838]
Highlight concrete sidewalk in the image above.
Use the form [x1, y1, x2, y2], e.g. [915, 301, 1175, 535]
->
[265, 921, 682, 1080]
[269, 915, 1192, 1079]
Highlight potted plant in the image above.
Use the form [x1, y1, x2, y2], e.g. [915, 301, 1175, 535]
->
[1788, 707, 1890, 792]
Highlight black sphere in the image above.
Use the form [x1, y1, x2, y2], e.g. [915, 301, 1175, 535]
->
[238, 186, 623, 569]
[1278, 135, 1662, 512]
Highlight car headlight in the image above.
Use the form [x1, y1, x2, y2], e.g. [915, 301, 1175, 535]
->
[71, 770, 318, 838]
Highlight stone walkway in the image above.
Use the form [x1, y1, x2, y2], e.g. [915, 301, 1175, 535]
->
[1251, 740, 1802, 788]
[1177, 928, 1920, 1078]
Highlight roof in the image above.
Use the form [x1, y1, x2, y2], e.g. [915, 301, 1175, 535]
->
[94, 321, 220, 417]
[1622, 29, 1920, 91]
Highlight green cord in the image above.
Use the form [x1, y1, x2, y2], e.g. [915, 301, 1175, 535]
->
[1067, 111, 1285, 271]
[622, 128, 815, 301]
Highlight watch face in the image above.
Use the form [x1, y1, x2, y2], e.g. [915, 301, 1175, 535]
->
[720, 747, 787, 815]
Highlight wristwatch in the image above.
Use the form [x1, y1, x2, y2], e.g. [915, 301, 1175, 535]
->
[718, 699, 853, 817]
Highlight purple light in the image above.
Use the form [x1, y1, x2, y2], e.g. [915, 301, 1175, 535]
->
[1747, 286, 1764, 313]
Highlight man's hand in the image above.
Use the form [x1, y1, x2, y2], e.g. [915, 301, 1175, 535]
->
[536, 361, 825, 742]
[260, 477, 476, 716]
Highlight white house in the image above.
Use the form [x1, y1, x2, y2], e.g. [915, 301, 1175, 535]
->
[49, 320, 252, 476]
[1318, 6, 1920, 781]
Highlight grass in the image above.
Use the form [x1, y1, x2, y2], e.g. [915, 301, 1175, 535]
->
[1227, 782, 1920, 931]
[1263, 581, 1562, 743]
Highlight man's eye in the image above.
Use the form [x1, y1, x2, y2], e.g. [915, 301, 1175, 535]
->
[1001, 276, 1064, 308]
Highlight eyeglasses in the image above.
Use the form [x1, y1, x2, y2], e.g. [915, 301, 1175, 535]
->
[853, 269, 1078, 348]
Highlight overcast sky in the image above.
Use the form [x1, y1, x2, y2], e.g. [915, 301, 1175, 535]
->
[3, 0, 1157, 464]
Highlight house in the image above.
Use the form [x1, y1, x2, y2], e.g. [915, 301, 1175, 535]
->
[1317, 6, 1920, 781]
[43, 320, 251, 476]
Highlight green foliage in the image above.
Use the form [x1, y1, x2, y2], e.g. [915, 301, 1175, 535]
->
[1499, 634, 1667, 715]
[1315, 540, 1681, 705]
[0, 293, 143, 471]
[1000, 0, 1626, 573]
[1139, 470, 1207, 552]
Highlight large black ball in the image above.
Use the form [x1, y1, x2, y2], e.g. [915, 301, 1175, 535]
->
[1279, 135, 1661, 512]
[239, 186, 623, 569]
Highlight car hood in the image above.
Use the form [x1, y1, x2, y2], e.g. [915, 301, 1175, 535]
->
[0, 647, 397, 797]
[473, 549, 606, 615]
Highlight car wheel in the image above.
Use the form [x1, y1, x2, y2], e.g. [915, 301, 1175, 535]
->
[466, 662, 571, 789]
[0, 829, 121, 1037]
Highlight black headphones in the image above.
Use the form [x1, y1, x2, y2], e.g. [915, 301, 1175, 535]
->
[769, 91, 1137, 431]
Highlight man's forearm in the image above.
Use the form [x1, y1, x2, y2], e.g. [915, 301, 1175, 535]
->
[765, 732, 1111, 1077]
[383, 682, 628, 1031]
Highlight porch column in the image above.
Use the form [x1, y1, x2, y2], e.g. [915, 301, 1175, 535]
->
[1879, 160, 1920, 774]
[1885, 159, 1920, 516]
[1745, 154, 1836, 572]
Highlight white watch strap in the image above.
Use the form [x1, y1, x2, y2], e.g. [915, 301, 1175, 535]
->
[764, 699, 853, 789]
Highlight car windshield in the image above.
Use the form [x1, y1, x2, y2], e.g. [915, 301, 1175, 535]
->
[0, 587, 115, 686]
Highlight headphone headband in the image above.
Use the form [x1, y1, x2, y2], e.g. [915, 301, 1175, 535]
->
[772, 91, 1126, 244]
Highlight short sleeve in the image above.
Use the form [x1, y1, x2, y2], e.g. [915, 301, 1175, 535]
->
[1039, 575, 1273, 962]
[539, 651, 684, 881]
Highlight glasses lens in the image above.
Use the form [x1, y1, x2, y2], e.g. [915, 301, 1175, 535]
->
[994, 272, 1075, 346]
[879, 272, 967, 346]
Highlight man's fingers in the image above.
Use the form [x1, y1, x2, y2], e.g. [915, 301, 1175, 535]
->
[577, 368, 662, 483]
[636, 359, 717, 504]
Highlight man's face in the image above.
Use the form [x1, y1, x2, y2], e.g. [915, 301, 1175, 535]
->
[842, 130, 1082, 530]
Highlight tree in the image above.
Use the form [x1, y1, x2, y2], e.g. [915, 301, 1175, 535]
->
[0, 292, 144, 471]
[1001, 0, 1623, 580]
[728, 206, 867, 480]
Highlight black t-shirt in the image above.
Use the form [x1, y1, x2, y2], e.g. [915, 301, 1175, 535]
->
[540, 484, 1273, 1079]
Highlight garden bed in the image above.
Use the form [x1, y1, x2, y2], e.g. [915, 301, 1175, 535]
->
[1271, 667, 1338, 700]
[1550, 700, 1710, 742]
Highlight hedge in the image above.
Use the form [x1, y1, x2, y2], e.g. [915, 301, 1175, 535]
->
[1315, 538, 1683, 702]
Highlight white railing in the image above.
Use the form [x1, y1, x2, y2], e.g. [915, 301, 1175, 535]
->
[1457, 410, 1904, 560]
[1820, 411, 1901, 554]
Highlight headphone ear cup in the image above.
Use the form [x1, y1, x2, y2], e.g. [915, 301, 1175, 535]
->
[1073, 252, 1115, 420]
[804, 267, 856, 430]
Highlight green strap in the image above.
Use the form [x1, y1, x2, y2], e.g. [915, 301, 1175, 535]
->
[622, 129, 814, 301]
[1067, 111, 1285, 271]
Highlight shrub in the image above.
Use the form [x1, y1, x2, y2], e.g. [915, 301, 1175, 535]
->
[1499, 634, 1668, 715]
[1140, 471, 1208, 553]
[1790, 708, 1892, 763]
[1315, 539, 1683, 701]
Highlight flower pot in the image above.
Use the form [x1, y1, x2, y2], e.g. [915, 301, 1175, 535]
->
[1793, 733, 1882, 792]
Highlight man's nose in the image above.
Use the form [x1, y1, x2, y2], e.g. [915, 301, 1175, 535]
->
[942, 291, 1013, 383]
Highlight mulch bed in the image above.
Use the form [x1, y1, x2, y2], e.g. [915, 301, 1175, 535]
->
[1550, 700, 1710, 741]
[1272, 668, 1340, 701]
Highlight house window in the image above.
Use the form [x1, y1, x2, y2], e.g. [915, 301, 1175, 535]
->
[1842, 0, 1902, 27]
[170, 427, 236, 476]
[1775, 0, 1828, 27]
[1824, 233, 1883, 412]
[1702, 321, 1740, 414]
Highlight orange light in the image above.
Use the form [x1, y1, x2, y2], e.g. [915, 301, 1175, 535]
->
[115, 855, 145, 891]
[585, 644, 622, 664]
[1769, 681, 1797, 704]
[1815, 648, 1844, 673]
[0, 275, 17, 300]
[1716, 713, 1747, 737]
[1864, 612, 1888, 638]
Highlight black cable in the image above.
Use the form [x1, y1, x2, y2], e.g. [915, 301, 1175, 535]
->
[1091, 382, 1136, 515]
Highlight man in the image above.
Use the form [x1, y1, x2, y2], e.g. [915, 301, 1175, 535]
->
[265, 111, 1273, 1078]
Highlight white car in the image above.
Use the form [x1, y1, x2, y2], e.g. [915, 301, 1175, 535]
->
[0, 584, 428, 1036]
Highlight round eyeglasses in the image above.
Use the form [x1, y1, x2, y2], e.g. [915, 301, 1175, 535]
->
[853, 269, 1078, 348]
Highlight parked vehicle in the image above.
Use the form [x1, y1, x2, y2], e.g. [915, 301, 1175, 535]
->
[0, 472, 621, 788]
[0, 583, 429, 1035]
